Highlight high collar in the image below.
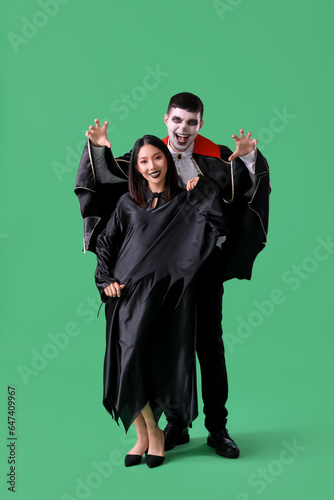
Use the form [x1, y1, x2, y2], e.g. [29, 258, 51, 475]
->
[167, 140, 194, 160]
[163, 134, 221, 158]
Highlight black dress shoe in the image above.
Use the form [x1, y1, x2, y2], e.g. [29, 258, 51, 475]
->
[207, 429, 240, 458]
[164, 422, 190, 451]
[146, 454, 165, 468]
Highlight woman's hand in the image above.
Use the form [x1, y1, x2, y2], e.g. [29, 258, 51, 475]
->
[85, 118, 112, 148]
[187, 176, 200, 191]
[104, 282, 125, 298]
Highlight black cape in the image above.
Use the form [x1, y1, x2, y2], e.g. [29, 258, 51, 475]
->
[95, 178, 229, 431]
[75, 135, 270, 281]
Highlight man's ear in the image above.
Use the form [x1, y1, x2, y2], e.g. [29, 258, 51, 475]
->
[164, 114, 169, 126]
[199, 120, 204, 130]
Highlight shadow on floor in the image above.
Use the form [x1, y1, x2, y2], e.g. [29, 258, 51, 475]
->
[165, 427, 308, 462]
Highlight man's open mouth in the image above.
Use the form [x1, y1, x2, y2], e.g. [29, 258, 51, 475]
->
[175, 133, 189, 143]
[149, 171, 161, 178]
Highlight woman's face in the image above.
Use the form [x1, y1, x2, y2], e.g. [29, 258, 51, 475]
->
[137, 144, 168, 192]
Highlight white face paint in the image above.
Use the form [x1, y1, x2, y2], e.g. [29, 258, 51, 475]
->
[164, 107, 203, 152]
[137, 144, 168, 192]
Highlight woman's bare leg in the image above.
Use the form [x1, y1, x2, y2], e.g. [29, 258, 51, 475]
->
[127, 413, 149, 456]
[141, 402, 164, 457]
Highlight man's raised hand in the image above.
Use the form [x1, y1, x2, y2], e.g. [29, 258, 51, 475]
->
[85, 119, 112, 148]
[228, 129, 257, 161]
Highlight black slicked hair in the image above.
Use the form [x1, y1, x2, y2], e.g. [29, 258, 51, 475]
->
[166, 92, 204, 120]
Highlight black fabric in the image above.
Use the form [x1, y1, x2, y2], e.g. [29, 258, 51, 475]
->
[74, 138, 270, 282]
[75, 136, 271, 432]
[194, 248, 228, 431]
[95, 179, 228, 431]
[74, 141, 128, 252]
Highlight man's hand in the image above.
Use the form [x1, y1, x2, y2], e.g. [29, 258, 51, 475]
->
[104, 282, 125, 298]
[187, 176, 200, 191]
[85, 119, 112, 148]
[228, 129, 258, 161]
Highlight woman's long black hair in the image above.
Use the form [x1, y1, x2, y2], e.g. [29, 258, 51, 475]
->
[129, 135, 179, 207]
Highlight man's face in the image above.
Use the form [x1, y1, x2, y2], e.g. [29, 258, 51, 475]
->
[164, 107, 203, 152]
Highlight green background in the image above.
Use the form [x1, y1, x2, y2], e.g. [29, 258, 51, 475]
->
[1, 0, 333, 499]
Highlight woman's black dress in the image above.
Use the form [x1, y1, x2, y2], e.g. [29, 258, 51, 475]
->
[95, 177, 228, 432]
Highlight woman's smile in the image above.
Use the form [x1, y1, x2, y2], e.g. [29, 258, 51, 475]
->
[137, 144, 168, 191]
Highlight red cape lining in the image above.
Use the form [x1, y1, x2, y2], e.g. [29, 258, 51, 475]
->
[163, 134, 221, 158]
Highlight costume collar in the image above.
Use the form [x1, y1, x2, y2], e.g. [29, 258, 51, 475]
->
[167, 140, 194, 160]
[163, 134, 221, 158]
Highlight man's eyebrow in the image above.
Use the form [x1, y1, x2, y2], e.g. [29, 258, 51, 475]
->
[171, 116, 198, 123]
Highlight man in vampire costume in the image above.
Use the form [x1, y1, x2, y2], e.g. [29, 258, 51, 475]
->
[74, 92, 270, 459]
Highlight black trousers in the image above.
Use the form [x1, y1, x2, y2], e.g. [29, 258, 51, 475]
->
[166, 247, 228, 432]
[195, 246, 228, 432]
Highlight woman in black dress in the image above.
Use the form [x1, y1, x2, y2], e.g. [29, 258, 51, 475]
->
[95, 135, 228, 468]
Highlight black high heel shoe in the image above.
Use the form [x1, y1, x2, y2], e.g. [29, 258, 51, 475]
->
[145, 454, 165, 468]
[124, 454, 142, 467]
[124, 449, 148, 467]
[146, 429, 165, 468]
